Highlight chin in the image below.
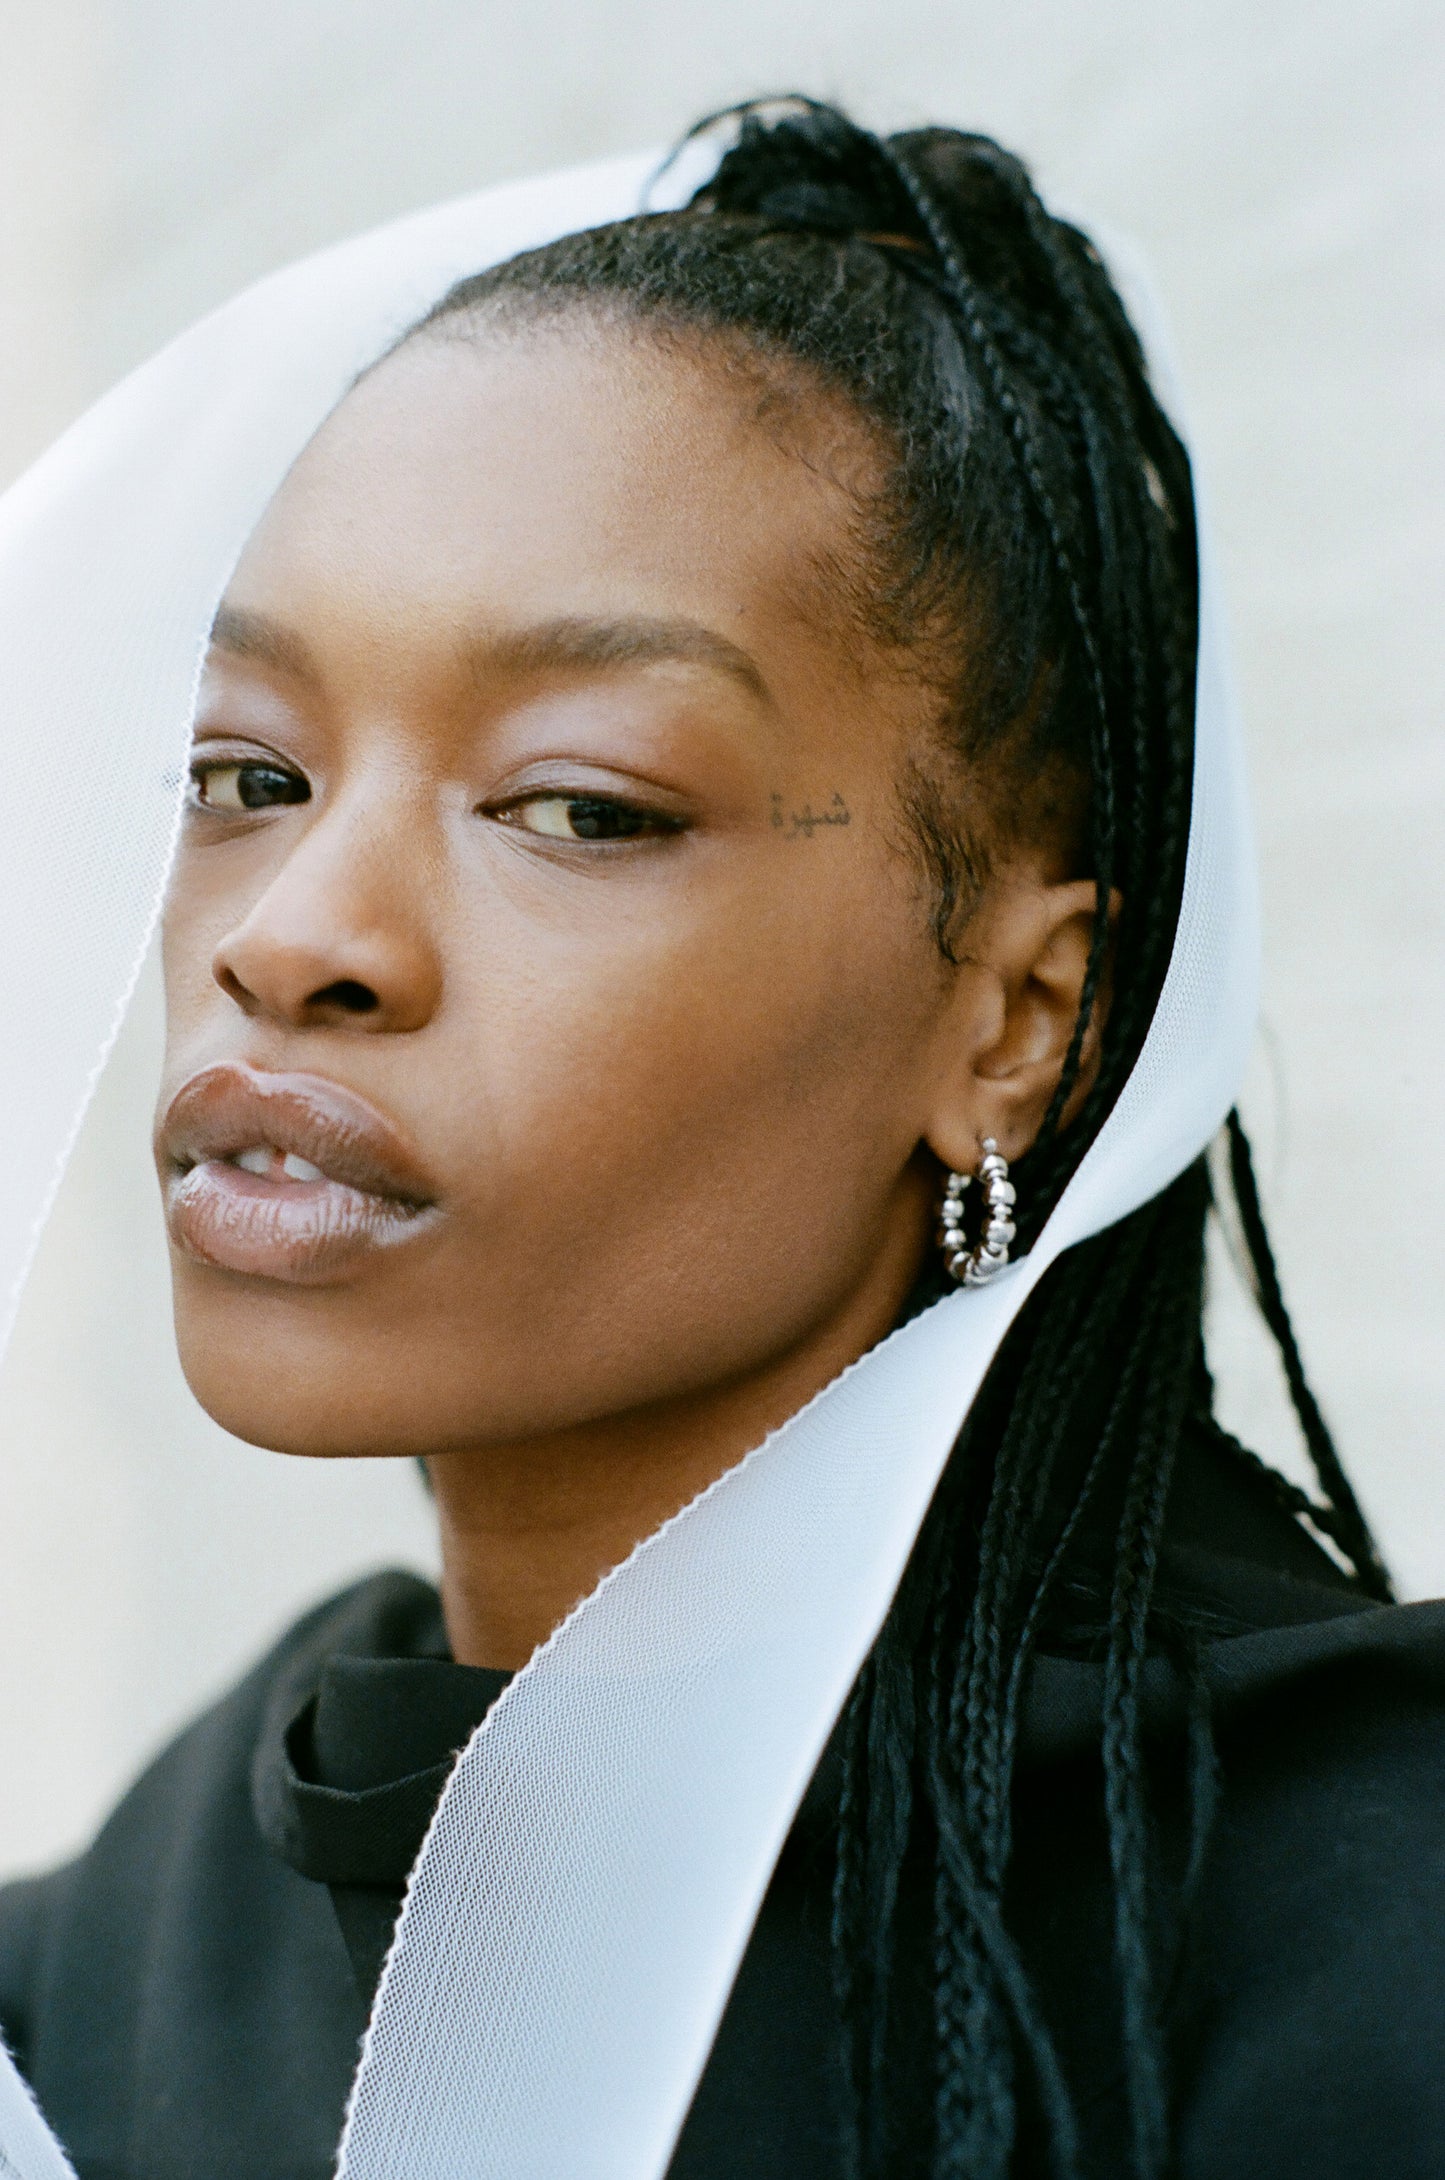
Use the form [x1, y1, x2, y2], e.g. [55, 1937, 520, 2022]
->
[179, 1354, 408, 1459]
[170, 1278, 441, 1459]
[169, 1266, 584, 1458]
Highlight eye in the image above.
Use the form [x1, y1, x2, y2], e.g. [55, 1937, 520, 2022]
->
[500, 794, 681, 843]
[188, 758, 310, 812]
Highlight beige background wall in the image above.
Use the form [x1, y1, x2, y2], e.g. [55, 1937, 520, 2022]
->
[1, 0, 1441, 1878]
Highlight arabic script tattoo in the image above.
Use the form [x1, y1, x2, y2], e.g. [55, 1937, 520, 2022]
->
[770, 791, 852, 839]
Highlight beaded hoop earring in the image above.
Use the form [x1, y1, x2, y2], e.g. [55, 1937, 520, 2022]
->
[939, 1138, 1017, 1287]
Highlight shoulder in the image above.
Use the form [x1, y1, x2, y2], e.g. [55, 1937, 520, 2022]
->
[0, 1870, 54, 2078]
[1019, 1573, 1445, 2168]
[0, 1569, 434, 2073]
[1160, 1411, 1371, 1623]
[1174, 1593, 1445, 2175]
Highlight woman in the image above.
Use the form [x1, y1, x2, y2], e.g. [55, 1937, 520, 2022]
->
[1, 100, 1441, 2180]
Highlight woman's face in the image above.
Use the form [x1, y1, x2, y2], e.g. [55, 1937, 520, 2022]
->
[156, 320, 1023, 1457]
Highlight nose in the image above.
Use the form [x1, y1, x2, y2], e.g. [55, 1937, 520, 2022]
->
[211, 795, 443, 1034]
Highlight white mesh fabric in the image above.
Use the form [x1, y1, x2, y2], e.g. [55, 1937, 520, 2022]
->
[0, 148, 655, 1366]
[0, 2062, 76, 2180]
[0, 150, 1256, 2180]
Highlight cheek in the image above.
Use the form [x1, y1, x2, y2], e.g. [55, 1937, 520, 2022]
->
[421, 850, 931, 1386]
[157, 873, 226, 1084]
[457, 834, 923, 1167]
[157, 846, 259, 1054]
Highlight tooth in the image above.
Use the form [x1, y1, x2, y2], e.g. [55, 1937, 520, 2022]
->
[235, 1147, 272, 1176]
[282, 1152, 324, 1182]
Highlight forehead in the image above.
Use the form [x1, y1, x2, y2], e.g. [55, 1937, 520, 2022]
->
[226, 321, 878, 665]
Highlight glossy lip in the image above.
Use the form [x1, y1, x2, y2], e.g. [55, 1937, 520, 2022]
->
[159, 1063, 441, 1285]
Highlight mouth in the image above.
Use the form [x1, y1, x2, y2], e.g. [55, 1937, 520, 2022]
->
[159, 1064, 441, 1285]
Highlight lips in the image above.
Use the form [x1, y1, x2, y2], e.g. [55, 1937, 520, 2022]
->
[159, 1064, 440, 1284]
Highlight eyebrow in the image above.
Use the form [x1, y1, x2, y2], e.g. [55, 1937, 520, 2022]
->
[472, 615, 770, 703]
[208, 603, 770, 705]
[208, 603, 320, 682]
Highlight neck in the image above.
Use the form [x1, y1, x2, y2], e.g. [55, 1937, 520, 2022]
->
[426, 1206, 933, 1668]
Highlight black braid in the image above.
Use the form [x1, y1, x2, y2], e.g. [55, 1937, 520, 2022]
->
[879, 140, 1119, 1147]
[1100, 1171, 1208, 2173]
[399, 97, 1387, 2177]
[1224, 1111, 1392, 1600]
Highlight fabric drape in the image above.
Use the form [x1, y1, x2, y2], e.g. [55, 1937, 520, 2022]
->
[0, 148, 1256, 2180]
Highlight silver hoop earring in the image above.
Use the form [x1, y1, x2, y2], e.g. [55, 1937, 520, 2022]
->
[939, 1138, 1016, 1287]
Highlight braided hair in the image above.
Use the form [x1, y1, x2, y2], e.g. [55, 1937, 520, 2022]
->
[407, 100, 1388, 2178]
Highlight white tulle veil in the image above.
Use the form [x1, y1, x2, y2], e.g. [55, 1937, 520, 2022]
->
[0, 143, 1257, 2180]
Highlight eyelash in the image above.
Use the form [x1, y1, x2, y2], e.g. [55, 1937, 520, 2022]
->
[492, 792, 685, 845]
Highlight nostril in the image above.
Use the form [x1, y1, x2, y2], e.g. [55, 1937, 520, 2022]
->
[314, 978, 380, 1015]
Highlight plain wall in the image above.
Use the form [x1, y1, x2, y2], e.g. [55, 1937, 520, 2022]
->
[1, 0, 1441, 1877]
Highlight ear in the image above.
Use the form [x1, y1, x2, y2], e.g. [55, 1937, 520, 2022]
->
[922, 875, 1117, 1174]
